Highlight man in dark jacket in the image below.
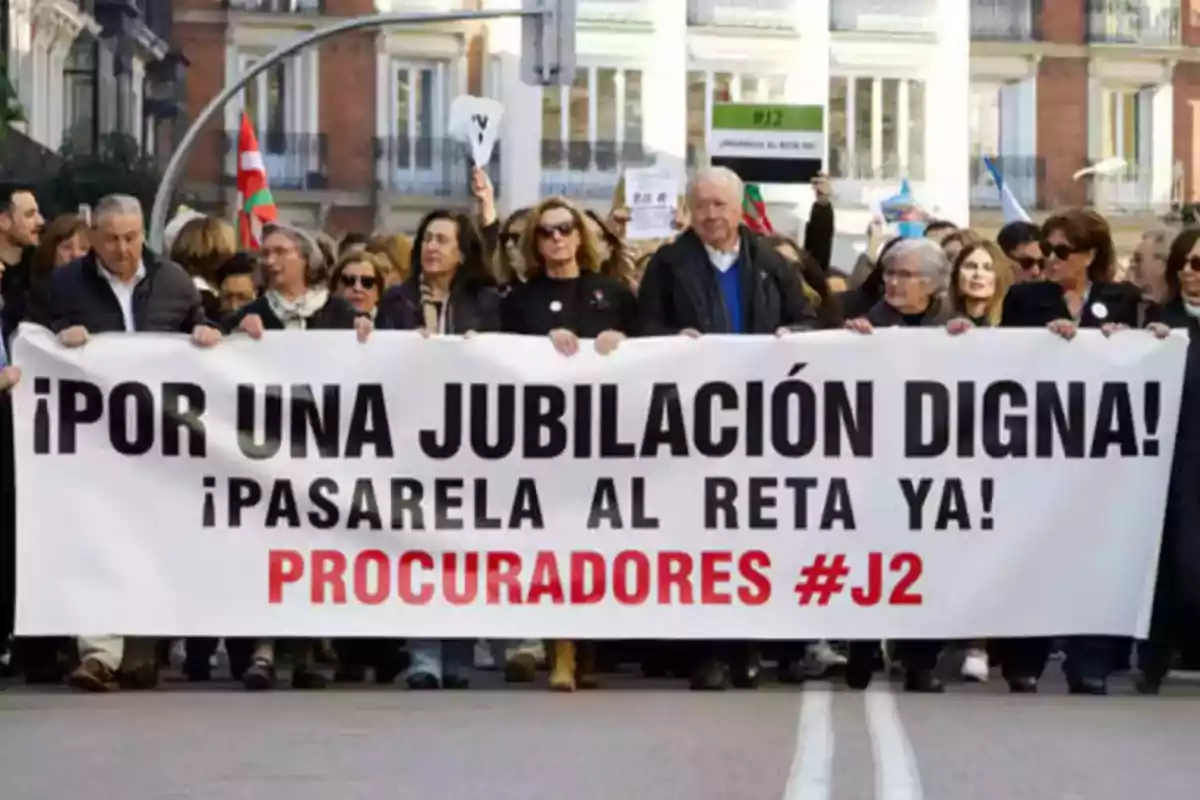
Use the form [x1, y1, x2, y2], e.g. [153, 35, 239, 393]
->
[0, 183, 43, 678]
[42, 194, 222, 692]
[636, 167, 816, 692]
[0, 182, 47, 341]
[637, 166, 817, 338]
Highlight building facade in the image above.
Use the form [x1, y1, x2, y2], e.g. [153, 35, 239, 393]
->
[168, 0, 1200, 247]
[2, 0, 188, 165]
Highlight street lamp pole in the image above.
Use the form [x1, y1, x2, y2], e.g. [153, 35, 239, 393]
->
[148, 9, 543, 251]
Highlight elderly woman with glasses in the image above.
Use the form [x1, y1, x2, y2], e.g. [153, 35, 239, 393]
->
[843, 237, 958, 693]
[221, 223, 371, 691]
[226, 223, 372, 339]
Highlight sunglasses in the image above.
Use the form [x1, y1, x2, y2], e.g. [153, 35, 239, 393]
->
[1183, 256, 1200, 272]
[500, 232, 521, 246]
[1041, 242, 1077, 261]
[339, 273, 377, 290]
[536, 222, 576, 239]
[1014, 256, 1044, 273]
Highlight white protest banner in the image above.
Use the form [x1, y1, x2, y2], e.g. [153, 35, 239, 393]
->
[11, 325, 1186, 640]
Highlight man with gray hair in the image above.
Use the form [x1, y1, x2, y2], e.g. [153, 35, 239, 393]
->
[41, 193, 222, 693]
[636, 166, 817, 692]
[638, 166, 817, 338]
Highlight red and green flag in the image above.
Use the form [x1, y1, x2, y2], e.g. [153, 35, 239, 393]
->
[742, 183, 774, 234]
[236, 112, 278, 249]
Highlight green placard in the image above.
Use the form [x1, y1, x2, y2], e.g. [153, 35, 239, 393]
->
[711, 103, 824, 132]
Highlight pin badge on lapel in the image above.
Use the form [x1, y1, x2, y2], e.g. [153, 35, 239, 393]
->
[591, 290, 609, 310]
[1091, 302, 1108, 321]
[549, 300, 562, 313]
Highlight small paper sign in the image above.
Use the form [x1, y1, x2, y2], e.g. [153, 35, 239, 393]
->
[449, 95, 505, 167]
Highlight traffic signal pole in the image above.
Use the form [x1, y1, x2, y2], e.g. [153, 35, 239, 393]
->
[149, 3, 575, 251]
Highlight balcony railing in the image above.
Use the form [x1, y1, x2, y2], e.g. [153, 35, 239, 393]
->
[831, 0, 938, 34]
[971, 0, 1043, 41]
[374, 136, 479, 199]
[579, 0, 655, 24]
[1084, 161, 1174, 214]
[968, 155, 1043, 210]
[539, 140, 663, 201]
[1085, 0, 1181, 46]
[219, 131, 328, 191]
[687, 0, 798, 29]
[224, 0, 323, 12]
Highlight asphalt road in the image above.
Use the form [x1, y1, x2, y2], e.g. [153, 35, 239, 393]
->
[1, 667, 1199, 800]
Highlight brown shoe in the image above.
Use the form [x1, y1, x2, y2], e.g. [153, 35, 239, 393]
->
[67, 658, 117, 692]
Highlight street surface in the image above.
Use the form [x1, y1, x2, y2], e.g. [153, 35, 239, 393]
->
[1, 666, 1199, 800]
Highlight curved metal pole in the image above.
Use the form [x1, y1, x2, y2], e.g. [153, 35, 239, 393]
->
[149, 9, 536, 251]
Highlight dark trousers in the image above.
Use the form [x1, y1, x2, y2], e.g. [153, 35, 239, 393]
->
[848, 640, 944, 672]
[686, 640, 760, 670]
[996, 636, 1113, 682]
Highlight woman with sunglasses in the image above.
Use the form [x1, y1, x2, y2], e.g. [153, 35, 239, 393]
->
[501, 196, 637, 692]
[1135, 227, 1200, 694]
[997, 209, 1157, 696]
[331, 251, 388, 319]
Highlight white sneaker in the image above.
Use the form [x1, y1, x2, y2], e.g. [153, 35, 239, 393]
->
[962, 649, 990, 682]
[808, 640, 847, 668]
[474, 639, 496, 670]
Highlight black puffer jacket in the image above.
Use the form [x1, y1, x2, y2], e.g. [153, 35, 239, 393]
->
[636, 227, 818, 335]
[43, 248, 207, 334]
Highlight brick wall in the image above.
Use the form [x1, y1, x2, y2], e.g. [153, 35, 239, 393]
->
[1175, 63, 1200, 202]
[1037, 59, 1088, 208]
[319, 32, 377, 196]
[1040, 0, 1085, 44]
[173, 22, 228, 186]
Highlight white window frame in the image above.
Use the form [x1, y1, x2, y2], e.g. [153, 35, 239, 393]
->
[540, 64, 645, 182]
[383, 58, 449, 188]
[686, 69, 789, 166]
[227, 48, 319, 187]
[828, 73, 926, 203]
[1096, 83, 1153, 211]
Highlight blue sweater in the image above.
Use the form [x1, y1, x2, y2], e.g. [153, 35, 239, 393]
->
[714, 260, 744, 333]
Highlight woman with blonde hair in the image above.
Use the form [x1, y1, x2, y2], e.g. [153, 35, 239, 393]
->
[947, 240, 1014, 327]
[330, 250, 389, 319]
[367, 233, 412, 286]
[170, 215, 238, 320]
[503, 196, 636, 692]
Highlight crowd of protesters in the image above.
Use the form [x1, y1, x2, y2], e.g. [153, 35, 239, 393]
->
[0, 163, 1198, 698]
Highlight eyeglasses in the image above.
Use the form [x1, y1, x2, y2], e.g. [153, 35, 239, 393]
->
[1014, 256, 1044, 273]
[1041, 242, 1077, 261]
[339, 273, 377, 290]
[536, 222, 576, 239]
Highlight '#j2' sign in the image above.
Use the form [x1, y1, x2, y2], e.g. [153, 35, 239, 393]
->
[708, 103, 825, 185]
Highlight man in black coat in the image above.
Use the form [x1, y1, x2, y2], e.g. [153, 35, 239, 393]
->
[40, 194, 223, 692]
[0, 182, 44, 678]
[637, 167, 817, 338]
[636, 167, 817, 691]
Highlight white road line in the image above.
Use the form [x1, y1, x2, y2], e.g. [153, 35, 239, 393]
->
[865, 684, 923, 800]
[783, 684, 834, 800]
